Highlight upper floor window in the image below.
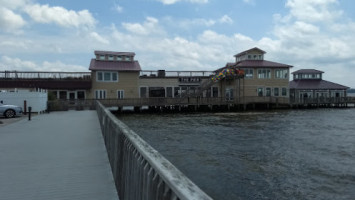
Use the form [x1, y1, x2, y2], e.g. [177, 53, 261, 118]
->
[97, 71, 118, 82]
[117, 56, 122, 61]
[108, 55, 114, 61]
[124, 56, 132, 61]
[275, 69, 288, 79]
[244, 69, 254, 78]
[258, 69, 271, 79]
[99, 55, 105, 60]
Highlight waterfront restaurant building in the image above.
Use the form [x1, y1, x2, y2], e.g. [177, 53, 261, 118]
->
[88, 51, 141, 99]
[216, 47, 293, 105]
[289, 69, 349, 104]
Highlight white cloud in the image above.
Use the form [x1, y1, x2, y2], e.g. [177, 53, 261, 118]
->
[219, 15, 233, 24]
[24, 4, 96, 28]
[0, 56, 88, 72]
[115, 5, 123, 13]
[157, 0, 208, 5]
[90, 32, 109, 45]
[0, 0, 29, 10]
[243, 0, 255, 5]
[122, 17, 164, 35]
[0, 7, 26, 32]
[285, 0, 342, 22]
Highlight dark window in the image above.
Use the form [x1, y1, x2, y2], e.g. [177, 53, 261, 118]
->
[274, 88, 279, 96]
[59, 91, 67, 100]
[149, 87, 165, 97]
[140, 87, 147, 98]
[167, 87, 173, 98]
[77, 91, 85, 99]
[174, 87, 180, 97]
[212, 87, 218, 97]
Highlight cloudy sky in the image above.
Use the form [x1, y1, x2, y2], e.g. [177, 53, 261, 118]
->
[1, 0, 355, 87]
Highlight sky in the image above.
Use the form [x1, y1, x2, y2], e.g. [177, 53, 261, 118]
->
[1, 0, 355, 87]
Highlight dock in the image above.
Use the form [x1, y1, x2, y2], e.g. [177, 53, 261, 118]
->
[0, 111, 118, 200]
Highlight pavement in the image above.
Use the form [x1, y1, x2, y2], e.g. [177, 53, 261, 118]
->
[0, 110, 119, 200]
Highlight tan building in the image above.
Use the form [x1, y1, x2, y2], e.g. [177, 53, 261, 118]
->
[88, 51, 141, 99]
[216, 47, 293, 104]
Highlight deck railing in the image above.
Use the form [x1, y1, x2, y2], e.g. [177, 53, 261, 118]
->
[96, 101, 212, 200]
[47, 96, 292, 111]
[0, 71, 91, 80]
[290, 97, 355, 105]
[140, 70, 215, 77]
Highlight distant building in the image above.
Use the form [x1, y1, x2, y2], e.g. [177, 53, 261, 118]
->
[289, 69, 349, 103]
[217, 47, 293, 105]
[88, 51, 141, 99]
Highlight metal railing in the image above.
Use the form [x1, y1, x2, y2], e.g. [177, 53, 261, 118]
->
[96, 101, 212, 200]
[140, 70, 215, 77]
[0, 71, 91, 80]
[290, 97, 355, 105]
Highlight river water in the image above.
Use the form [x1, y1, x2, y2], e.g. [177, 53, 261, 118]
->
[118, 109, 355, 200]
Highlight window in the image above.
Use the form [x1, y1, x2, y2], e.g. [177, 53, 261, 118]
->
[166, 87, 173, 98]
[124, 56, 131, 61]
[266, 88, 271, 97]
[140, 87, 147, 98]
[77, 91, 85, 99]
[275, 69, 288, 79]
[108, 55, 114, 61]
[95, 90, 106, 99]
[212, 87, 218, 97]
[257, 88, 264, 97]
[99, 55, 105, 60]
[117, 90, 124, 99]
[244, 69, 254, 78]
[117, 56, 122, 61]
[274, 88, 279, 96]
[282, 88, 287, 96]
[174, 87, 180, 97]
[149, 87, 165, 97]
[258, 69, 271, 79]
[97, 71, 118, 82]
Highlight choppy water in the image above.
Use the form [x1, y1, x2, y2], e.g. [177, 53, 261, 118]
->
[118, 109, 355, 200]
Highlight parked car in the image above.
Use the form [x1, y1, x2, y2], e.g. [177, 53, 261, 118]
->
[0, 103, 23, 118]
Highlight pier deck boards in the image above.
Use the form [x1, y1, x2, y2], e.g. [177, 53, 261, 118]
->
[0, 111, 118, 200]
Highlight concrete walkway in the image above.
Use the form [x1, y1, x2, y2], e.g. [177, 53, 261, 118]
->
[0, 111, 118, 200]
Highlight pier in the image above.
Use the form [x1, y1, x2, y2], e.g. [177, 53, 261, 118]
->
[0, 102, 212, 200]
[0, 110, 118, 200]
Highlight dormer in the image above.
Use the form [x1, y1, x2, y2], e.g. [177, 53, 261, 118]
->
[292, 69, 323, 80]
[94, 51, 135, 62]
[234, 47, 266, 62]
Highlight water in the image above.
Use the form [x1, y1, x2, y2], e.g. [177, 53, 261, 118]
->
[118, 109, 355, 200]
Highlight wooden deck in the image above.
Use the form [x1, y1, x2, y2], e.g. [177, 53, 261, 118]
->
[0, 111, 118, 200]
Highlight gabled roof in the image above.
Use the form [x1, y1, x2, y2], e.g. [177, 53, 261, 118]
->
[94, 51, 135, 57]
[290, 79, 349, 90]
[235, 60, 293, 68]
[234, 47, 266, 57]
[89, 59, 141, 71]
[292, 69, 324, 74]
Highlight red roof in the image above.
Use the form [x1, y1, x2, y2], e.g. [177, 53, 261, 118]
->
[292, 69, 324, 74]
[94, 51, 135, 56]
[235, 60, 293, 68]
[89, 59, 141, 71]
[290, 79, 349, 90]
[234, 47, 266, 57]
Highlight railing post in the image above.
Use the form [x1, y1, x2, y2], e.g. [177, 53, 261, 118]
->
[28, 106, 32, 121]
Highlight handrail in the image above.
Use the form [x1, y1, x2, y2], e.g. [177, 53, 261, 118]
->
[96, 101, 212, 200]
[0, 71, 91, 79]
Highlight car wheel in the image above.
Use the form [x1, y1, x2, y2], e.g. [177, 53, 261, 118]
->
[5, 109, 15, 118]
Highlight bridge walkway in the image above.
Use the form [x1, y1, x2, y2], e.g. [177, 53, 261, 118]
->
[0, 111, 118, 200]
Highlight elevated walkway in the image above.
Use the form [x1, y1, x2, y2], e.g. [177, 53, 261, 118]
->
[0, 111, 118, 200]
